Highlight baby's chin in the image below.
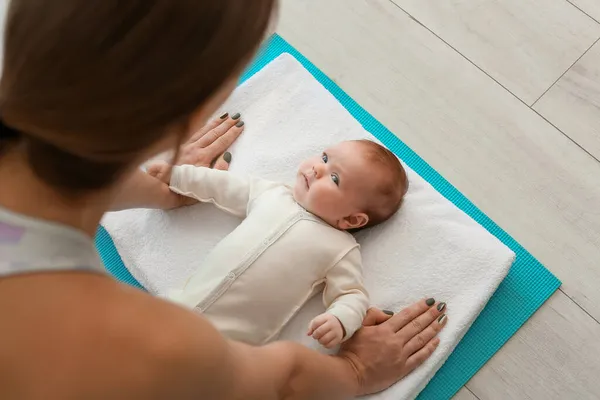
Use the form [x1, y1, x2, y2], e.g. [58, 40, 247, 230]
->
[291, 182, 319, 216]
[292, 182, 307, 207]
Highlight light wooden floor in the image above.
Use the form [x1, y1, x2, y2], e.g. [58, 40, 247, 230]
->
[276, 1, 600, 399]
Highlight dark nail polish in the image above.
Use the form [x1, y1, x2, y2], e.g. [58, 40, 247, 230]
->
[219, 112, 228, 119]
[235, 120, 244, 128]
[438, 314, 447, 324]
[426, 298, 435, 306]
[383, 310, 394, 316]
[437, 302, 446, 312]
[231, 113, 241, 120]
[223, 152, 232, 164]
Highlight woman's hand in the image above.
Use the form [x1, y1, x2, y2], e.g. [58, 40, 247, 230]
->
[176, 112, 244, 169]
[338, 299, 448, 396]
[162, 113, 245, 208]
[111, 113, 244, 211]
[158, 112, 244, 208]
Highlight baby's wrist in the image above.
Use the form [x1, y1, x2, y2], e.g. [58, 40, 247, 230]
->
[325, 312, 347, 337]
[334, 316, 347, 337]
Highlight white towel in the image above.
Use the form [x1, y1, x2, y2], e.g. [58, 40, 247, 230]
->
[102, 54, 514, 400]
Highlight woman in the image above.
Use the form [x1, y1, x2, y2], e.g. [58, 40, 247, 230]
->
[0, 1, 447, 398]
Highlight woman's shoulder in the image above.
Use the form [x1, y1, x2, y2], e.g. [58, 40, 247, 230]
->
[0, 272, 231, 398]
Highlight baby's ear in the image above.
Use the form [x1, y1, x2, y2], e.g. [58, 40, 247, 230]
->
[338, 213, 369, 230]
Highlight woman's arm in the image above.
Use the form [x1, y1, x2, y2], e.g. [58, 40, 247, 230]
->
[74, 282, 445, 399]
[138, 292, 357, 400]
[165, 317, 359, 400]
[161, 299, 447, 399]
[226, 341, 358, 399]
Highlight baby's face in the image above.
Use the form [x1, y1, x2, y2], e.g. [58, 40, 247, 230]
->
[293, 141, 376, 230]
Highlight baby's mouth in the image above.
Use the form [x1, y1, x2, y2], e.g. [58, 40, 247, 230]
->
[302, 172, 310, 189]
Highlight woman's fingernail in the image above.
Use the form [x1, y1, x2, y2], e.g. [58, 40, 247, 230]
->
[219, 112, 228, 119]
[235, 120, 244, 128]
[426, 298, 435, 306]
[383, 310, 394, 316]
[437, 302, 446, 312]
[438, 314, 447, 324]
[231, 113, 241, 120]
[223, 152, 232, 163]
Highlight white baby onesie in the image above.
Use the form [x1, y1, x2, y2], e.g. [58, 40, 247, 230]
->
[167, 165, 369, 345]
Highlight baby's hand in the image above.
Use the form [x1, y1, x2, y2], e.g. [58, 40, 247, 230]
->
[146, 161, 197, 208]
[307, 313, 345, 349]
[146, 161, 171, 184]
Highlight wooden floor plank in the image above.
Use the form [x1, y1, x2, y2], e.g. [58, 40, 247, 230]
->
[468, 290, 600, 399]
[453, 387, 480, 400]
[390, 0, 600, 104]
[568, 0, 600, 23]
[535, 39, 600, 161]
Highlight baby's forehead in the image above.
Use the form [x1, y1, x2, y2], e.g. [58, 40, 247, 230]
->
[326, 140, 361, 152]
[329, 140, 376, 164]
[342, 154, 389, 189]
[325, 141, 365, 162]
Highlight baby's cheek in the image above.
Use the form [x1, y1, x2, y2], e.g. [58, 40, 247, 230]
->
[313, 191, 335, 211]
[306, 186, 323, 204]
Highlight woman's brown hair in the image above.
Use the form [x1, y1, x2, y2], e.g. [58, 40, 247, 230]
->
[0, 0, 276, 190]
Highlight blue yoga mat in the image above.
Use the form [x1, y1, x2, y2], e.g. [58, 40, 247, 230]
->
[96, 34, 561, 399]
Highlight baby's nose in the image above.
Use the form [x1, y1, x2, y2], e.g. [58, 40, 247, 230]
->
[313, 163, 325, 178]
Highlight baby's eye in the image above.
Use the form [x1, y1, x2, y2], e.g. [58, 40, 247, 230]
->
[331, 173, 340, 186]
[322, 153, 328, 163]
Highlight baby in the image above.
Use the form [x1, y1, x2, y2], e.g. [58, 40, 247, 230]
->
[150, 139, 408, 348]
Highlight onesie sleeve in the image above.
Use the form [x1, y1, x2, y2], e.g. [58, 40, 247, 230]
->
[323, 246, 370, 341]
[169, 165, 276, 217]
